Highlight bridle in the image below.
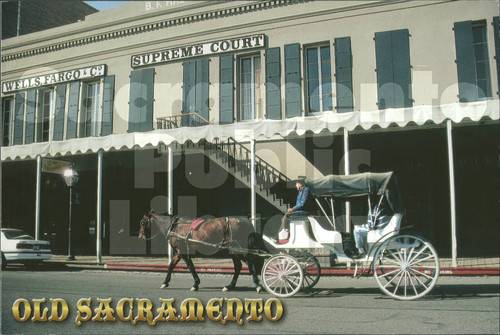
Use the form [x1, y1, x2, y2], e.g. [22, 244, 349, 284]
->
[139, 214, 159, 240]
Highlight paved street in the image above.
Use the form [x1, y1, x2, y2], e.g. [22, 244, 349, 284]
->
[1, 269, 499, 334]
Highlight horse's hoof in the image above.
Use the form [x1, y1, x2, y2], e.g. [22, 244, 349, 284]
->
[222, 286, 229, 292]
[190, 286, 199, 292]
[256, 286, 262, 293]
[160, 283, 168, 289]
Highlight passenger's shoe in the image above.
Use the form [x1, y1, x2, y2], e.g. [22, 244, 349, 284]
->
[351, 251, 366, 259]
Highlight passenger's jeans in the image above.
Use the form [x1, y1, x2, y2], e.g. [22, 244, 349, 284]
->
[353, 223, 370, 253]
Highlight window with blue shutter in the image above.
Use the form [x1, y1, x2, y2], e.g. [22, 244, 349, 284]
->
[25, 89, 37, 144]
[219, 54, 234, 124]
[66, 82, 80, 139]
[182, 59, 209, 126]
[53, 84, 66, 141]
[128, 68, 155, 132]
[2, 97, 14, 146]
[101, 75, 115, 136]
[375, 29, 412, 109]
[265, 47, 282, 119]
[284, 43, 302, 117]
[37, 89, 54, 142]
[492, 17, 499, 96]
[13, 93, 25, 145]
[454, 20, 492, 102]
[239, 54, 261, 121]
[334, 37, 354, 113]
[305, 45, 333, 114]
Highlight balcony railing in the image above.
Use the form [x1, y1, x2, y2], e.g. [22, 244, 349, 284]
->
[157, 112, 210, 130]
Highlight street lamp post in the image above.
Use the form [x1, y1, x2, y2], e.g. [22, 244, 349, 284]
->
[63, 168, 79, 261]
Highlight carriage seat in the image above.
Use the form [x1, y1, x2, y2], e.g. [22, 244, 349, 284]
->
[307, 216, 343, 244]
[367, 213, 402, 244]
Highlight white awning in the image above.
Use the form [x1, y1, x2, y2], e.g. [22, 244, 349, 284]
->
[2, 99, 498, 161]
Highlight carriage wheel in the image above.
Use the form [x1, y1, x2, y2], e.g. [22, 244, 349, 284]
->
[262, 254, 304, 298]
[298, 253, 321, 291]
[373, 234, 439, 300]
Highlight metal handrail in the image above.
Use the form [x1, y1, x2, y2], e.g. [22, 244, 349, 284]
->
[202, 138, 293, 207]
[157, 112, 210, 129]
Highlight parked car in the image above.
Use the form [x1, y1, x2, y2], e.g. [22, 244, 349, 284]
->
[1, 228, 52, 269]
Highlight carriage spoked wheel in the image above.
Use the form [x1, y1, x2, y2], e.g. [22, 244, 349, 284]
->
[262, 254, 304, 298]
[373, 234, 440, 300]
[293, 252, 321, 291]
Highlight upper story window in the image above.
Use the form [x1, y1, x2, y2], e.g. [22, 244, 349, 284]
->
[305, 45, 333, 114]
[2, 97, 14, 146]
[81, 81, 101, 137]
[239, 54, 261, 121]
[38, 89, 54, 142]
[454, 20, 492, 102]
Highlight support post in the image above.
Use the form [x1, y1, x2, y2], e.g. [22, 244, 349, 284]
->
[167, 143, 174, 263]
[446, 120, 458, 267]
[343, 128, 351, 234]
[96, 149, 103, 264]
[35, 156, 42, 240]
[250, 139, 256, 230]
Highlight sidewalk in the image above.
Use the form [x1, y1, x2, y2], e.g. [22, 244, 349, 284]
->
[45, 254, 500, 276]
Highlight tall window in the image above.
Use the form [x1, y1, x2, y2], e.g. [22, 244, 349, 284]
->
[472, 21, 492, 99]
[239, 55, 261, 121]
[306, 45, 333, 114]
[2, 98, 13, 146]
[39, 89, 54, 142]
[82, 81, 101, 137]
[454, 20, 492, 102]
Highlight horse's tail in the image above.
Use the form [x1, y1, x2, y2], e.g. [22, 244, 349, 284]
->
[247, 231, 267, 275]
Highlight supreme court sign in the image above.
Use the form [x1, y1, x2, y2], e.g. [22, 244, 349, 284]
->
[131, 34, 265, 67]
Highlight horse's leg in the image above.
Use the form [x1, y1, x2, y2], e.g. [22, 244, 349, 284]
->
[182, 256, 200, 292]
[248, 257, 263, 293]
[160, 253, 181, 289]
[222, 255, 242, 292]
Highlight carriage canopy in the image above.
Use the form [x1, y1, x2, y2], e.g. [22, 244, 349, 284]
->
[305, 172, 404, 213]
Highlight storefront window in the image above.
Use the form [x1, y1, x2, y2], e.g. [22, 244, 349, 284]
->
[2, 97, 13, 146]
[239, 55, 261, 121]
[306, 45, 333, 114]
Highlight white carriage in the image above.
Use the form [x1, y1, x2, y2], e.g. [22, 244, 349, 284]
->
[260, 172, 440, 300]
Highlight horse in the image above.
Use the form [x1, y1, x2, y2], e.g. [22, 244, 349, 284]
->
[138, 210, 266, 292]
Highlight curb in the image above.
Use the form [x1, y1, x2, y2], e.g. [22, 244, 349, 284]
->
[103, 263, 500, 276]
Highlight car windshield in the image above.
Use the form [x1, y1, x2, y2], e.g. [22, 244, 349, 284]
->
[2, 229, 33, 240]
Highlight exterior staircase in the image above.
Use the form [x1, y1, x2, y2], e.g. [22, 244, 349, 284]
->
[184, 138, 292, 212]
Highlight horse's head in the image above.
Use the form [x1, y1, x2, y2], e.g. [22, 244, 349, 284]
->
[138, 209, 156, 239]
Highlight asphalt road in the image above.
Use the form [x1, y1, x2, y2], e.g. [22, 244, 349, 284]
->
[1, 268, 499, 334]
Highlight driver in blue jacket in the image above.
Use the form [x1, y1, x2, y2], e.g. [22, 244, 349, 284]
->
[277, 179, 311, 242]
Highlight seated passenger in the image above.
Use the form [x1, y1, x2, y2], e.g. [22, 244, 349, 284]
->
[351, 200, 392, 259]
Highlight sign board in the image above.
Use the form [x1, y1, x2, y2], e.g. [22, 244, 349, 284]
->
[2, 64, 106, 93]
[42, 158, 72, 175]
[131, 34, 265, 67]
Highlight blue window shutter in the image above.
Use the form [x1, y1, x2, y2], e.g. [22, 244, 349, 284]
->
[196, 58, 210, 122]
[493, 17, 499, 97]
[25, 89, 36, 144]
[265, 47, 282, 119]
[454, 21, 478, 102]
[375, 31, 394, 109]
[53, 84, 66, 141]
[66, 82, 80, 139]
[284, 43, 302, 117]
[219, 54, 234, 124]
[129, 68, 154, 132]
[183, 61, 196, 127]
[391, 29, 412, 108]
[101, 75, 115, 136]
[334, 37, 353, 113]
[375, 29, 412, 109]
[13, 93, 25, 145]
